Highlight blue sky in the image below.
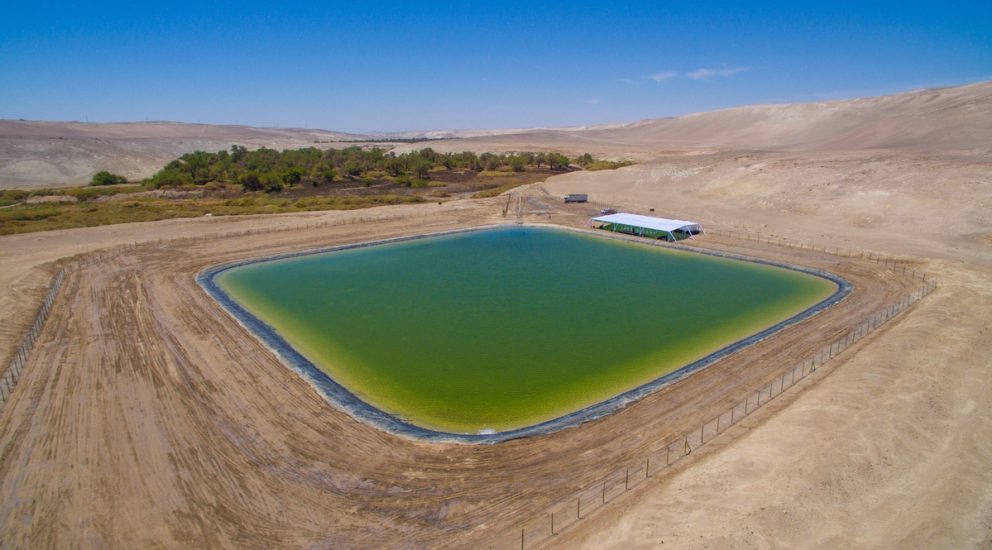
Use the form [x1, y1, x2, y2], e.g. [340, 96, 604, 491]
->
[1, 1, 989, 132]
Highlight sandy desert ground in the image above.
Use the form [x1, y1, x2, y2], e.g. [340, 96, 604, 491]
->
[0, 82, 990, 548]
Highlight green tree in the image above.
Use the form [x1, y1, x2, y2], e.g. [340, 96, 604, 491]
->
[90, 171, 127, 186]
[282, 167, 304, 185]
[261, 172, 283, 192]
[548, 153, 571, 170]
[384, 156, 406, 177]
[230, 145, 248, 163]
[456, 151, 481, 171]
[409, 157, 432, 179]
[343, 159, 363, 178]
[314, 168, 337, 186]
[147, 168, 192, 188]
[481, 152, 500, 171]
[239, 172, 264, 191]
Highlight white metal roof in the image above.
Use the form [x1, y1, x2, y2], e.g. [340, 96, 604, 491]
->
[591, 212, 701, 233]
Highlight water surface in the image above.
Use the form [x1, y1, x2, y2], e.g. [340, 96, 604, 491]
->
[217, 227, 836, 433]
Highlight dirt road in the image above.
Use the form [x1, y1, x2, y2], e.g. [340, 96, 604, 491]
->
[0, 188, 948, 548]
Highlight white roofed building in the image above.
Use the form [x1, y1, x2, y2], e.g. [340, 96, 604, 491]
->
[590, 212, 702, 242]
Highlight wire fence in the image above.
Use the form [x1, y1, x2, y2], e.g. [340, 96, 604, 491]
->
[0, 214, 940, 547]
[0, 269, 65, 412]
[705, 228, 923, 273]
[489, 235, 938, 549]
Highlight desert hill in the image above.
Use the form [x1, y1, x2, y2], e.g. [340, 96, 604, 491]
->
[390, 81, 992, 158]
[2, 81, 989, 188]
[0, 121, 366, 188]
[583, 81, 992, 152]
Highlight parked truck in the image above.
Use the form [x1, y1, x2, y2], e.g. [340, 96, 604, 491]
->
[564, 194, 588, 203]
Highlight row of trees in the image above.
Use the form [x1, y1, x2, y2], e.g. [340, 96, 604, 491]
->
[144, 146, 578, 192]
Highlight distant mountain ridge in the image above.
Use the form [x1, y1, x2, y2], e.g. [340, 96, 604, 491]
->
[0, 120, 363, 142]
[583, 81, 992, 151]
[444, 81, 992, 154]
[1, 81, 988, 188]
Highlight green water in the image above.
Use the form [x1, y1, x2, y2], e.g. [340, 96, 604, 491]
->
[217, 227, 835, 433]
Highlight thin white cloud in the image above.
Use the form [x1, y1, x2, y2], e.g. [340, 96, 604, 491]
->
[619, 66, 749, 87]
[647, 71, 678, 82]
[688, 66, 750, 81]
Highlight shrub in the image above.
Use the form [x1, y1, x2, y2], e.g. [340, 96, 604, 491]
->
[240, 173, 264, 192]
[147, 168, 193, 188]
[90, 171, 128, 186]
[261, 173, 283, 193]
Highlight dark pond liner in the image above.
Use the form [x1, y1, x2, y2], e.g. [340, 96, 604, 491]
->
[198, 224, 852, 444]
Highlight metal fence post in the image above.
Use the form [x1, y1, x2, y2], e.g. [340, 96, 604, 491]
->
[485, 273, 937, 549]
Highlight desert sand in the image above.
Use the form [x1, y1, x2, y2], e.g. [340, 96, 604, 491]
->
[0, 82, 990, 548]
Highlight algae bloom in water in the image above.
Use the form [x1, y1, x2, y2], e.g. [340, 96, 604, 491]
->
[215, 227, 836, 434]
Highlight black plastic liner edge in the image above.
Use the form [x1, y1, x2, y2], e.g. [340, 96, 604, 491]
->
[197, 224, 852, 444]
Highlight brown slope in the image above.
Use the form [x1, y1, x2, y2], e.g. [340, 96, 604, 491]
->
[432, 81, 992, 155]
[0, 121, 366, 188]
[592, 81, 992, 151]
[0, 120, 361, 143]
